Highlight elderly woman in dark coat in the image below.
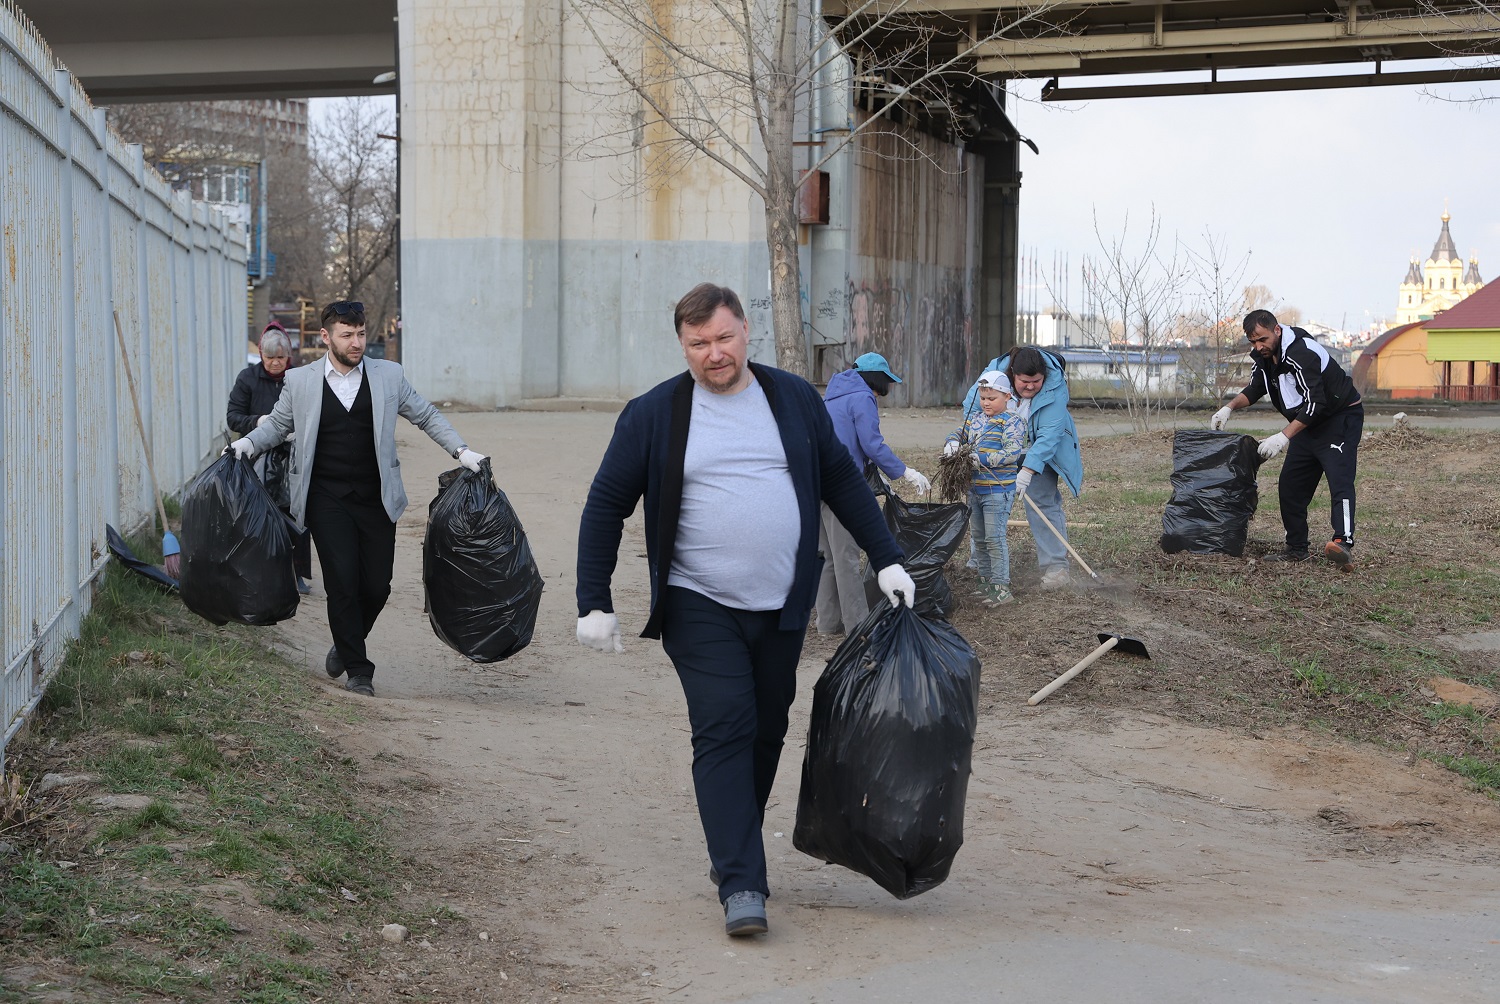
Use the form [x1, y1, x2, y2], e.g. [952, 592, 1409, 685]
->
[227, 324, 313, 592]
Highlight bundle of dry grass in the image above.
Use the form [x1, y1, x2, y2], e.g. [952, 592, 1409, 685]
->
[936, 444, 976, 502]
[1364, 414, 1435, 453]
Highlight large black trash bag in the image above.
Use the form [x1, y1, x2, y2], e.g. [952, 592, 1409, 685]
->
[793, 601, 981, 899]
[423, 460, 543, 663]
[860, 474, 969, 619]
[179, 454, 300, 625]
[1160, 430, 1262, 557]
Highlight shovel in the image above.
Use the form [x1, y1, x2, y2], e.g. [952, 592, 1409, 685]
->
[1028, 632, 1151, 706]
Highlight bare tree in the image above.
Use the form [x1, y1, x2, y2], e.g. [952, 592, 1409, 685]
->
[310, 98, 398, 339]
[1241, 283, 1303, 328]
[1182, 230, 1252, 403]
[1067, 208, 1189, 430]
[565, 0, 1066, 376]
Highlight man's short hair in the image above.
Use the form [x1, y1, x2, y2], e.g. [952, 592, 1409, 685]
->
[1242, 309, 1278, 337]
[674, 283, 745, 335]
[1007, 345, 1046, 379]
[321, 300, 367, 331]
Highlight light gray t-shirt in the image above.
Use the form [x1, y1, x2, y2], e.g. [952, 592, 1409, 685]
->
[667, 379, 800, 611]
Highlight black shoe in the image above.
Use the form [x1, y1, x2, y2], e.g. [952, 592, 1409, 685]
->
[325, 646, 346, 679]
[709, 866, 721, 887]
[345, 676, 375, 697]
[1324, 538, 1355, 572]
[1264, 549, 1310, 563]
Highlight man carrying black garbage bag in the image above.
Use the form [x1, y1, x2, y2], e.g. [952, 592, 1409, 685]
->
[1210, 309, 1364, 571]
[574, 283, 916, 939]
[228, 300, 491, 697]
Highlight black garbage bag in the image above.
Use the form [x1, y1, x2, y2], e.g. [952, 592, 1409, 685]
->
[106, 524, 177, 592]
[178, 454, 300, 625]
[423, 460, 543, 663]
[1160, 430, 1262, 557]
[793, 601, 981, 899]
[860, 476, 969, 619]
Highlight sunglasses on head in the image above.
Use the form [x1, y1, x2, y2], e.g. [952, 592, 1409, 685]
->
[328, 300, 363, 315]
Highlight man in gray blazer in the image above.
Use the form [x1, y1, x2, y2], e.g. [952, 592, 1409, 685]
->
[230, 300, 486, 696]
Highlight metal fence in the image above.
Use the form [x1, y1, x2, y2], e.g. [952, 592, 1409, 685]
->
[1, 2, 247, 774]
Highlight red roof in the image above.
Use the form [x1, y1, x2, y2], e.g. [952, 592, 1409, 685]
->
[1360, 321, 1423, 358]
[1426, 281, 1500, 331]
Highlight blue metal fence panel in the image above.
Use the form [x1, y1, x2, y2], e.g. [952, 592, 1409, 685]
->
[1, 2, 247, 774]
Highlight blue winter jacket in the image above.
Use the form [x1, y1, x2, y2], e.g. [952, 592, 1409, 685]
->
[577, 364, 903, 638]
[822, 369, 907, 479]
[962, 351, 1083, 498]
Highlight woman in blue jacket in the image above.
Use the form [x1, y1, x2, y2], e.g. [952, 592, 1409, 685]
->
[962, 346, 1082, 589]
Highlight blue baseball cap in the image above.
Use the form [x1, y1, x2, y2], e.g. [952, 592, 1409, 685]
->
[853, 352, 902, 384]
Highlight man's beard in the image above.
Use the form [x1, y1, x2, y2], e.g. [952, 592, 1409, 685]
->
[331, 343, 362, 368]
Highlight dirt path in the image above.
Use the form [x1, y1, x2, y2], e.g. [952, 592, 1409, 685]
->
[272, 408, 1500, 1003]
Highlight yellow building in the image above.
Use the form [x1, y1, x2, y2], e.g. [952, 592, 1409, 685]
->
[1425, 282, 1500, 401]
[1396, 212, 1484, 325]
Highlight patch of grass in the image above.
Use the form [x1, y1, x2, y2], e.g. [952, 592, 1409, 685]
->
[1433, 754, 1500, 790]
[1, 553, 394, 1000]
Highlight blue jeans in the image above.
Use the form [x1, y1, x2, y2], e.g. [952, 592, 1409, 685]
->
[1021, 466, 1069, 573]
[969, 490, 1014, 585]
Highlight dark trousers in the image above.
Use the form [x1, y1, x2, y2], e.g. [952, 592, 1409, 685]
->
[659, 586, 806, 903]
[304, 485, 397, 677]
[1279, 404, 1363, 553]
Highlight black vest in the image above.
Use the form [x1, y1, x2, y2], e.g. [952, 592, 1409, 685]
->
[313, 373, 381, 498]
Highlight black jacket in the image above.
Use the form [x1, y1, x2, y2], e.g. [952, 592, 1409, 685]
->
[226, 362, 288, 435]
[576, 363, 903, 638]
[1240, 326, 1360, 429]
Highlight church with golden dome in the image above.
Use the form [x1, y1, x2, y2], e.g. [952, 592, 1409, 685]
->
[1396, 211, 1483, 325]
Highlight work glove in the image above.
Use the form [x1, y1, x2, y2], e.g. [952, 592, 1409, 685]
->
[969, 452, 983, 469]
[901, 468, 931, 494]
[1210, 406, 1233, 431]
[256, 414, 272, 428]
[1257, 432, 1289, 460]
[458, 448, 486, 473]
[1014, 467, 1034, 496]
[576, 610, 624, 653]
[875, 564, 917, 609]
[942, 440, 960, 458]
[228, 437, 255, 460]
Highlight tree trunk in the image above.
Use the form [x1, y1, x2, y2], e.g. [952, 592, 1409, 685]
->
[762, 4, 807, 377]
[764, 181, 806, 377]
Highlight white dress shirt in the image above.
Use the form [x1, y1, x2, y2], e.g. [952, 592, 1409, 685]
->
[324, 356, 365, 411]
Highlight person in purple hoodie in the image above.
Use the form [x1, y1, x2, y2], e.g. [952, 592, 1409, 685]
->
[815, 352, 931, 635]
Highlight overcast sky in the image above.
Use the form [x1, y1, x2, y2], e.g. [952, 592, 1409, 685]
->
[1007, 71, 1500, 334]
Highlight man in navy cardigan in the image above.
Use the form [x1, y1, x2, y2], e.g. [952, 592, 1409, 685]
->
[575, 283, 914, 938]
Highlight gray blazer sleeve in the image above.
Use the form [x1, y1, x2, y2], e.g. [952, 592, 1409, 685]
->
[244, 379, 296, 453]
[395, 371, 466, 456]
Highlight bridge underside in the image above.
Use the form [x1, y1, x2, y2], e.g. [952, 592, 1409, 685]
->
[829, 1, 1500, 100]
[20, 0, 397, 103]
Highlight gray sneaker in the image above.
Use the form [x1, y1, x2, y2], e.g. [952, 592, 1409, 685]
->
[723, 890, 767, 937]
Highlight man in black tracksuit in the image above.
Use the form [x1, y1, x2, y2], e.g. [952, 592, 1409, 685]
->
[1210, 309, 1363, 571]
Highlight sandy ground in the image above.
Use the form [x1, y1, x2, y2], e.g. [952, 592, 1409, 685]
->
[270, 406, 1500, 1003]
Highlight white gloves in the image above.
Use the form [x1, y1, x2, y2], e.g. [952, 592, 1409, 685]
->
[1014, 467, 1034, 495]
[875, 564, 917, 609]
[1210, 406, 1233, 431]
[1257, 432, 1289, 460]
[576, 610, 624, 653]
[229, 437, 254, 460]
[458, 449, 486, 473]
[256, 414, 272, 428]
[942, 440, 960, 458]
[901, 468, 931, 495]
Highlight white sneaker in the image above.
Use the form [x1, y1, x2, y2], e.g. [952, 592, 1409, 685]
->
[1039, 567, 1071, 590]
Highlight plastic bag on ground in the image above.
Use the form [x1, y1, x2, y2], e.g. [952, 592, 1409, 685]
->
[792, 601, 981, 899]
[423, 460, 543, 663]
[179, 454, 300, 625]
[860, 474, 969, 619]
[1160, 430, 1262, 557]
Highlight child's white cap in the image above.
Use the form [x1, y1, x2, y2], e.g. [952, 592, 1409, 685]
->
[977, 370, 1012, 395]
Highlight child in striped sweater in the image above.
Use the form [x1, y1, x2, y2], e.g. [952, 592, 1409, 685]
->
[943, 370, 1027, 606]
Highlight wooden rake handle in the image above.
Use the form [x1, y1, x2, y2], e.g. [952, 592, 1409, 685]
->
[113, 310, 170, 535]
[1022, 492, 1099, 580]
[1028, 635, 1119, 706]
